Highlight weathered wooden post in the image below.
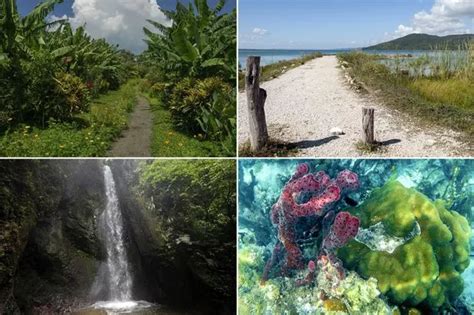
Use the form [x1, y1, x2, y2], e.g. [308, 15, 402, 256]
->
[246, 56, 268, 151]
[362, 107, 375, 144]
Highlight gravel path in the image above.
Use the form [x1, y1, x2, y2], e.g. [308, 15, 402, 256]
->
[108, 96, 152, 157]
[238, 56, 472, 157]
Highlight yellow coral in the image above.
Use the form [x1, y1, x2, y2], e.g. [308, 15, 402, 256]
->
[338, 181, 471, 310]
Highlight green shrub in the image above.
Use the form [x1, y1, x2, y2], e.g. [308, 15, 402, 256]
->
[19, 51, 90, 126]
[168, 77, 233, 137]
[54, 72, 90, 115]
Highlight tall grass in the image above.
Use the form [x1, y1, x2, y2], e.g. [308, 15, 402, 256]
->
[337, 41, 474, 139]
[407, 41, 474, 109]
[406, 41, 474, 80]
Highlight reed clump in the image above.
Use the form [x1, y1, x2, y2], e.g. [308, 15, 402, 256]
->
[338, 41, 473, 139]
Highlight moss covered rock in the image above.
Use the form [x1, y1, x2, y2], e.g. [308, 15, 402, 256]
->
[338, 180, 471, 310]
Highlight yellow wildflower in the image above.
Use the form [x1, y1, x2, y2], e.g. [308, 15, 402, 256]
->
[165, 140, 170, 145]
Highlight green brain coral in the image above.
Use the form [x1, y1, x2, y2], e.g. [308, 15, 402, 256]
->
[338, 180, 471, 310]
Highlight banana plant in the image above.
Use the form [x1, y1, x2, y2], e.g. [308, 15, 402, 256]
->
[0, 0, 66, 62]
[143, 0, 236, 82]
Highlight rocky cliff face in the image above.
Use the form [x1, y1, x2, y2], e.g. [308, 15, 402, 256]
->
[0, 160, 106, 314]
[111, 160, 236, 314]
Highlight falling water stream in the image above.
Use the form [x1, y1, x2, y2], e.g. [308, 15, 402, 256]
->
[102, 164, 133, 301]
[81, 165, 156, 314]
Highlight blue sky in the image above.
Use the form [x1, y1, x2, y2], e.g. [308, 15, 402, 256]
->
[18, 0, 235, 53]
[17, 0, 235, 16]
[239, 0, 474, 49]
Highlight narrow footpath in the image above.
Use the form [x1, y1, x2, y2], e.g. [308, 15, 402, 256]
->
[108, 96, 153, 157]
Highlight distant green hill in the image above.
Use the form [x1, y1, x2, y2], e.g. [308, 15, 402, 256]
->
[364, 33, 474, 50]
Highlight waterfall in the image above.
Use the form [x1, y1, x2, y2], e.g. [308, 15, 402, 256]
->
[100, 165, 133, 301]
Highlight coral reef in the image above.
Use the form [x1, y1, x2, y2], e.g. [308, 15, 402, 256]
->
[238, 235, 391, 315]
[238, 160, 472, 314]
[338, 180, 471, 310]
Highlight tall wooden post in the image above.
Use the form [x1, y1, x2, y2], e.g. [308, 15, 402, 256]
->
[362, 107, 375, 144]
[246, 56, 268, 151]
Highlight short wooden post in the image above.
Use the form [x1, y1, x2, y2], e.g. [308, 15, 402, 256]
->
[362, 107, 375, 144]
[246, 56, 268, 151]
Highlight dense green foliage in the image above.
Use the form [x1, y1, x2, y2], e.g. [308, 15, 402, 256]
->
[364, 33, 474, 50]
[0, 79, 141, 156]
[0, 0, 133, 129]
[142, 0, 236, 155]
[337, 51, 474, 139]
[140, 159, 236, 242]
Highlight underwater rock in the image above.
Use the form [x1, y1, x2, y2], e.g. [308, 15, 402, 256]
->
[354, 221, 421, 254]
[460, 257, 474, 313]
[317, 270, 390, 314]
[338, 180, 471, 310]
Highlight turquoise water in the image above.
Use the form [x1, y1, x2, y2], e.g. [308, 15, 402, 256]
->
[238, 49, 428, 67]
[238, 159, 474, 314]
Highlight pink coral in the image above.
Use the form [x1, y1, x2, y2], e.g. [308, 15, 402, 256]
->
[265, 163, 360, 276]
[322, 211, 360, 250]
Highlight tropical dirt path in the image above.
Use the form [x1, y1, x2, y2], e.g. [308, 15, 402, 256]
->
[238, 55, 472, 157]
[108, 96, 152, 157]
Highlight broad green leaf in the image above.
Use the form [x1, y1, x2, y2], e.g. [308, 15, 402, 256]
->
[51, 45, 75, 58]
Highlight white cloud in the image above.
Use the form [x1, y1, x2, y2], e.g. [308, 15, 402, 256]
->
[395, 0, 474, 37]
[252, 27, 268, 36]
[64, 0, 171, 53]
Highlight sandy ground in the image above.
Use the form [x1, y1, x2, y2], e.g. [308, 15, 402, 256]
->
[108, 96, 152, 157]
[238, 56, 472, 157]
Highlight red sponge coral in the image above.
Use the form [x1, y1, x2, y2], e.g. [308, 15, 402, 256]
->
[322, 211, 360, 250]
[266, 163, 360, 275]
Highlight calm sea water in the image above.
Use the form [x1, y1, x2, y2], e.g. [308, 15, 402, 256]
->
[239, 49, 431, 67]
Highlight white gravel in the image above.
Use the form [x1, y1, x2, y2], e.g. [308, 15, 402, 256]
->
[238, 56, 473, 157]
